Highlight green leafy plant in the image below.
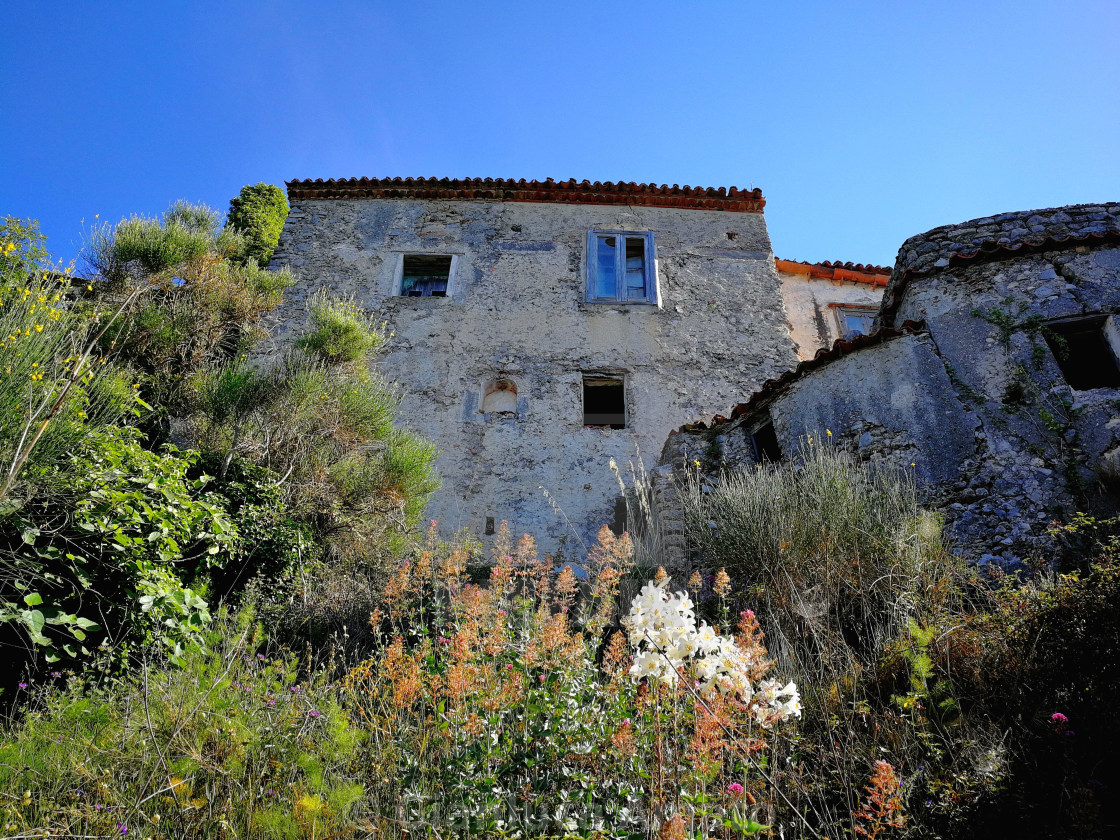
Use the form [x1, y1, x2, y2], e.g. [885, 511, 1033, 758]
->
[2, 426, 238, 662]
[227, 182, 289, 267]
[0, 607, 367, 839]
[296, 294, 383, 365]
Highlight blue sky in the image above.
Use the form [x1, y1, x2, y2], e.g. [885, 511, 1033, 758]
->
[2, 1, 1117, 269]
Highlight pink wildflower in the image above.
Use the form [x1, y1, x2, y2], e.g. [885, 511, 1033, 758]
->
[728, 782, 745, 796]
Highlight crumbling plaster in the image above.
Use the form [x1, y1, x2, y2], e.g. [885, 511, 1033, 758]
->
[271, 196, 797, 551]
[778, 272, 883, 360]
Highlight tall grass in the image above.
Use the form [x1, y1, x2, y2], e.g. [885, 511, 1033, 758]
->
[0, 608, 367, 839]
[682, 439, 952, 665]
[679, 440, 998, 836]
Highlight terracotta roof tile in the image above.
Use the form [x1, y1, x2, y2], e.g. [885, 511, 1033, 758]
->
[286, 177, 765, 213]
[774, 258, 890, 287]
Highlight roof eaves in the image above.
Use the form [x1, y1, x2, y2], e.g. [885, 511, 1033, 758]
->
[880, 229, 1120, 327]
[285, 176, 766, 213]
[668, 319, 928, 437]
[775, 257, 891, 287]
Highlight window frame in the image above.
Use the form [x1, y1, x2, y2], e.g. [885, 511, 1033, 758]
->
[394, 253, 457, 298]
[829, 304, 877, 339]
[585, 230, 659, 306]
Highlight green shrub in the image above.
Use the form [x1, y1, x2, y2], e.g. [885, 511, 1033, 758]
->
[86, 210, 293, 415]
[1, 427, 238, 663]
[227, 183, 289, 267]
[85, 204, 219, 281]
[0, 608, 367, 839]
[296, 295, 383, 364]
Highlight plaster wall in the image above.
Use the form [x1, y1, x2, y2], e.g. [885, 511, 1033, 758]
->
[270, 197, 797, 551]
[778, 272, 883, 359]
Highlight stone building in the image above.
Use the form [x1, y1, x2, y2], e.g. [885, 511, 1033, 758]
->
[663, 202, 1120, 567]
[269, 177, 798, 552]
[775, 259, 889, 360]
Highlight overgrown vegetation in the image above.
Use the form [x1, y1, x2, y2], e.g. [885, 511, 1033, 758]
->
[0, 199, 437, 678]
[2, 205, 1118, 838]
[683, 442, 1120, 838]
[227, 182, 289, 267]
[0, 608, 366, 839]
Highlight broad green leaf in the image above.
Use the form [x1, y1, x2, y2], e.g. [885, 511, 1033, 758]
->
[25, 609, 44, 635]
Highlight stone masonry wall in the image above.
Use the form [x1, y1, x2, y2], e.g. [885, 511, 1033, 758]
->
[270, 196, 797, 553]
[661, 203, 1120, 570]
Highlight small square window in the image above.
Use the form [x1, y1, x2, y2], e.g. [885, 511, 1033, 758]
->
[832, 305, 877, 339]
[1044, 315, 1120, 391]
[583, 375, 626, 429]
[586, 231, 656, 304]
[401, 254, 452, 297]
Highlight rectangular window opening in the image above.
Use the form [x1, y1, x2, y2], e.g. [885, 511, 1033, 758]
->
[831, 305, 877, 339]
[750, 420, 781, 463]
[583, 376, 626, 429]
[401, 254, 452, 297]
[587, 230, 655, 304]
[1044, 315, 1120, 391]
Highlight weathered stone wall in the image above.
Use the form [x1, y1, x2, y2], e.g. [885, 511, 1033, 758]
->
[270, 195, 797, 552]
[888, 223, 1120, 565]
[662, 203, 1120, 569]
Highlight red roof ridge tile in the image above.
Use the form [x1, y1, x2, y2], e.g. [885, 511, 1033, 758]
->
[285, 177, 765, 213]
[774, 257, 890, 287]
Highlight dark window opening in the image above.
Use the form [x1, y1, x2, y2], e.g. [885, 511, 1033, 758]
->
[611, 496, 628, 536]
[1044, 316, 1120, 391]
[750, 421, 781, 463]
[485, 516, 495, 536]
[583, 376, 626, 429]
[401, 254, 452, 297]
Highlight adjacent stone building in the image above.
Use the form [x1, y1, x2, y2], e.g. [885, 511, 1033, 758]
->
[663, 202, 1120, 567]
[775, 259, 889, 360]
[270, 177, 798, 551]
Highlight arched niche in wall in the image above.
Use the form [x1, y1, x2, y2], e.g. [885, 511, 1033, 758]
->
[481, 377, 518, 414]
